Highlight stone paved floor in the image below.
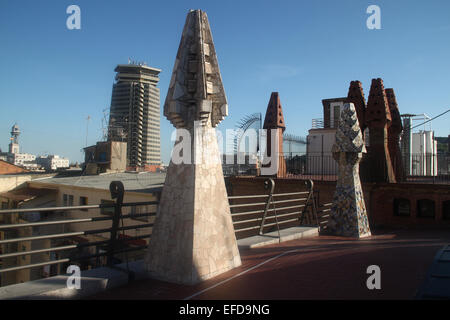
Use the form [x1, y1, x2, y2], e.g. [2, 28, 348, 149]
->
[90, 228, 450, 300]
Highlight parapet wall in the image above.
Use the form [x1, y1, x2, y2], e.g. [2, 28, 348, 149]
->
[367, 182, 450, 227]
[225, 177, 450, 229]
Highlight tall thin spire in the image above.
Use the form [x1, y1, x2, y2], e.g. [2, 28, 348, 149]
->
[164, 9, 228, 129]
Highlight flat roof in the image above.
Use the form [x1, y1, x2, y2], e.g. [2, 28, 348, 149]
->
[322, 97, 347, 103]
[0, 172, 57, 179]
[115, 64, 162, 73]
[0, 186, 57, 202]
[32, 172, 166, 194]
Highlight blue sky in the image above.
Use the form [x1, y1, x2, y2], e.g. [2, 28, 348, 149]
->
[0, 0, 449, 164]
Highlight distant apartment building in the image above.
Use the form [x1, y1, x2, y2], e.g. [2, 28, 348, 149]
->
[306, 98, 351, 175]
[83, 141, 127, 174]
[401, 118, 438, 176]
[36, 155, 70, 171]
[11, 153, 36, 167]
[412, 131, 438, 176]
[107, 63, 162, 171]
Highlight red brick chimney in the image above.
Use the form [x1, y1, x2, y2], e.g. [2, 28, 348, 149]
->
[263, 92, 286, 178]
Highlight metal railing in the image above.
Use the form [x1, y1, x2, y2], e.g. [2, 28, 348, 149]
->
[0, 178, 323, 287]
[284, 153, 338, 181]
[403, 153, 450, 184]
[311, 118, 339, 129]
[0, 181, 157, 282]
[315, 201, 332, 234]
[228, 179, 319, 239]
[360, 153, 450, 184]
[311, 118, 324, 129]
[283, 152, 450, 183]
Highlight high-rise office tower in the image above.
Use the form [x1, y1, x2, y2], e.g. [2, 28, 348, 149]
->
[108, 63, 161, 169]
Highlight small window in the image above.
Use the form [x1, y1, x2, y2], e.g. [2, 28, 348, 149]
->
[333, 105, 340, 128]
[99, 152, 107, 162]
[80, 197, 88, 211]
[63, 194, 68, 206]
[68, 195, 74, 206]
[40, 210, 51, 220]
[417, 199, 435, 219]
[100, 200, 115, 216]
[394, 198, 410, 217]
[1, 202, 8, 209]
[443, 201, 450, 221]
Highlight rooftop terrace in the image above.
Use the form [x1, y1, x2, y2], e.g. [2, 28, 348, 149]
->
[90, 227, 450, 300]
[1, 175, 448, 300]
[34, 172, 166, 193]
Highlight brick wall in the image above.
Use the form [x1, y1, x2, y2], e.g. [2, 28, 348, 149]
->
[367, 183, 450, 227]
[0, 160, 28, 174]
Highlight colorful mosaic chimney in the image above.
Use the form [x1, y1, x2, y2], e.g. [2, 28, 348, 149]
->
[262, 92, 286, 178]
[145, 9, 241, 285]
[327, 103, 371, 238]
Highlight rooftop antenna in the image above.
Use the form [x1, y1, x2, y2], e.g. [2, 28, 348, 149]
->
[85, 115, 91, 147]
[102, 108, 110, 141]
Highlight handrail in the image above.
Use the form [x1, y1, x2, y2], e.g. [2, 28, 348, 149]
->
[299, 180, 317, 226]
[0, 259, 71, 274]
[0, 216, 113, 229]
[228, 194, 268, 200]
[229, 202, 267, 209]
[0, 181, 158, 277]
[272, 191, 309, 197]
[0, 204, 106, 214]
[234, 210, 304, 225]
[259, 179, 278, 236]
[315, 199, 332, 233]
[227, 191, 308, 201]
[0, 245, 78, 259]
[227, 178, 318, 239]
[235, 215, 306, 233]
[0, 201, 158, 215]
[230, 204, 306, 218]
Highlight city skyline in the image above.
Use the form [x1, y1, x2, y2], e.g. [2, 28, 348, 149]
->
[1, 0, 449, 164]
[0, 3, 450, 303]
